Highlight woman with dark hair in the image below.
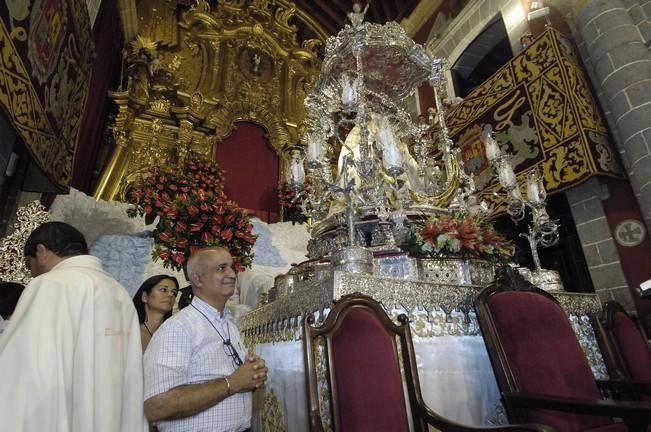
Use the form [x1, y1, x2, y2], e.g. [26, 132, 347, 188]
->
[133, 275, 179, 351]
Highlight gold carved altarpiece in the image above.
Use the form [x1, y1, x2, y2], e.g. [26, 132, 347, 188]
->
[94, 0, 323, 201]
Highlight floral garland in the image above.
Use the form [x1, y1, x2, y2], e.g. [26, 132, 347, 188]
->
[277, 178, 308, 224]
[126, 158, 257, 272]
[402, 212, 514, 263]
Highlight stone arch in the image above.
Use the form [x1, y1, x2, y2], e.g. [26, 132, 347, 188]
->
[425, 0, 528, 95]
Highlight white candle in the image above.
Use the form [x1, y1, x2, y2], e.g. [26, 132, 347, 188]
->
[527, 173, 541, 203]
[341, 75, 355, 106]
[289, 157, 305, 185]
[485, 135, 501, 161]
[378, 117, 403, 169]
[307, 134, 321, 163]
[497, 162, 516, 188]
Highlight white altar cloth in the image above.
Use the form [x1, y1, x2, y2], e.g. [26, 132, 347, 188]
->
[253, 334, 501, 431]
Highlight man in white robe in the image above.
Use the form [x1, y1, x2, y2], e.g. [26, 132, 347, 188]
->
[0, 221, 147, 432]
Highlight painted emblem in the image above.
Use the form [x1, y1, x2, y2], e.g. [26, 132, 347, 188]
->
[27, 0, 68, 84]
[614, 219, 647, 247]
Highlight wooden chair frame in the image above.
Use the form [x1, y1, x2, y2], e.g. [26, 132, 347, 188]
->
[592, 301, 651, 399]
[475, 266, 651, 430]
[303, 292, 552, 432]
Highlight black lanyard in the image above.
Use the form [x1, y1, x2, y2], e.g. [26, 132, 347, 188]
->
[191, 303, 243, 367]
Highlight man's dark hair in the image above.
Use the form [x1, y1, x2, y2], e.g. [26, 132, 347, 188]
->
[0, 282, 25, 319]
[23, 221, 89, 258]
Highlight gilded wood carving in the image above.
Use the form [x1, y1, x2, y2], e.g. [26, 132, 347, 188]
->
[94, 0, 322, 201]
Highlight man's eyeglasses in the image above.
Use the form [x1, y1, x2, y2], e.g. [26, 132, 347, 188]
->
[223, 339, 243, 369]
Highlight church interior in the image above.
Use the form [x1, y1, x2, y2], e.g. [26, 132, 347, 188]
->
[1, 0, 651, 430]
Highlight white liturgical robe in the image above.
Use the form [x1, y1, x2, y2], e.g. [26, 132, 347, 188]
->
[0, 255, 147, 432]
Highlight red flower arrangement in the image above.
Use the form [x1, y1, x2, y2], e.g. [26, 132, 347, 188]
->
[126, 158, 257, 272]
[403, 212, 514, 263]
[277, 178, 309, 224]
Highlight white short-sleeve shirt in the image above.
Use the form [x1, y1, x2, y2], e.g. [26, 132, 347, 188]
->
[144, 296, 251, 432]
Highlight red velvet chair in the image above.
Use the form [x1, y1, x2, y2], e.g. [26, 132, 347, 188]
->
[475, 267, 651, 432]
[592, 301, 651, 400]
[303, 293, 552, 432]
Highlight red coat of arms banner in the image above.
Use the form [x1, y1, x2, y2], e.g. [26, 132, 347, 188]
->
[445, 28, 622, 213]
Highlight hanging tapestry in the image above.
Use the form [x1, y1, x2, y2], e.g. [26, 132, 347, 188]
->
[445, 28, 622, 213]
[0, 0, 95, 190]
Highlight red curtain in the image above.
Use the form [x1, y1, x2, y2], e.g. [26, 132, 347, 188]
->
[72, 0, 122, 192]
[215, 122, 279, 223]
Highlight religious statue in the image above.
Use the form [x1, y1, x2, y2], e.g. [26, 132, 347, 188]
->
[252, 52, 262, 74]
[328, 113, 425, 215]
[129, 63, 151, 100]
[347, 2, 369, 27]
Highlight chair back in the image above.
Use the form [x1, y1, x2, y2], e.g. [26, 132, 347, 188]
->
[476, 267, 614, 431]
[303, 294, 411, 432]
[593, 301, 651, 388]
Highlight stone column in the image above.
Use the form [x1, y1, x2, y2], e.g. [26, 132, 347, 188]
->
[576, 0, 651, 231]
[567, 179, 634, 309]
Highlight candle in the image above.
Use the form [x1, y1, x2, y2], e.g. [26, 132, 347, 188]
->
[378, 117, 403, 169]
[527, 173, 541, 203]
[289, 157, 305, 185]
[307, 134, 321, 163]
[497, 162, 516, 188]
[341, 75, 355, 106]
[485, 134, 501, 161]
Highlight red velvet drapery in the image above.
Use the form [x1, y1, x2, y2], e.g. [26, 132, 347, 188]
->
[215, 122, 279, 223]
[72, 1, 122, 192]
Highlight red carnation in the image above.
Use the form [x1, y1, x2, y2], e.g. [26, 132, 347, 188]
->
[172, 252, 186, 264]
[188, 205, 200, 216]
[158, 231, 173, 242]
[201, 231, 214, 243]
[221, 229, 233, 241]
[421, 223, 440, 243]
[165, 207, 178, 219]
[189, 222, 203, 232]
[126, 157, 256, 272]
[197, 189, 208, 201]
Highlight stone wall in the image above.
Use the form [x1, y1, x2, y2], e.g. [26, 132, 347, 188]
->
[576, 0, 651, 231]
[567, 179, 634, 309]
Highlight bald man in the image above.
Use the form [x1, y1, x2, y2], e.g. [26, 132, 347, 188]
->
[143, 246, 267, 432]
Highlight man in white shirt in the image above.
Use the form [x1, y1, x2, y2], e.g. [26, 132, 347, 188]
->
[144, 246, 267, 432]
[0, 221, 146, 432]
